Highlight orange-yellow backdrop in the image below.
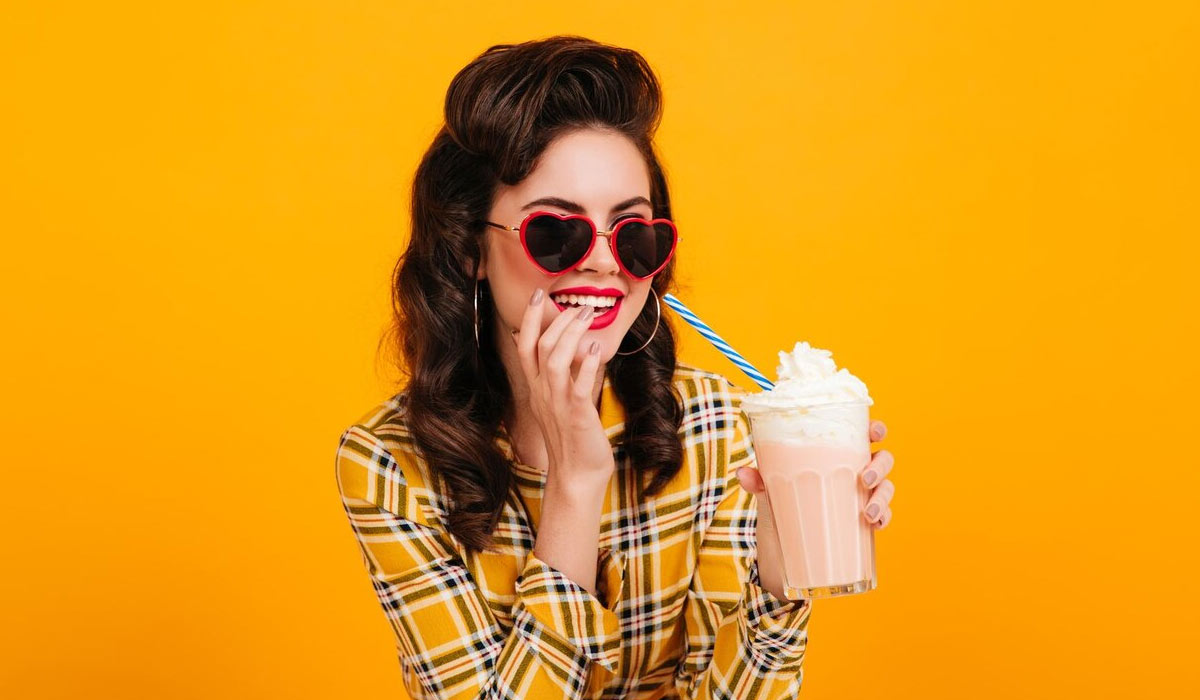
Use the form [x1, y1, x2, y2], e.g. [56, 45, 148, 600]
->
[3, 1, 1197, 698]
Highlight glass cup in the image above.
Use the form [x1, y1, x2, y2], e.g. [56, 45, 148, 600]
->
[741, 399, 876, 599]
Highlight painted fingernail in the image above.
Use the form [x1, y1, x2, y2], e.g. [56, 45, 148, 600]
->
[530, 289, 543, 305]
[578, 306, 594, 320]
[866, 504, 880, 519]
[863, 470, 878, 487]
[589, 340, 599, 355]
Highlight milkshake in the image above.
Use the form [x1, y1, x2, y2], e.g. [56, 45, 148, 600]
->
[740, 341, 876, 599]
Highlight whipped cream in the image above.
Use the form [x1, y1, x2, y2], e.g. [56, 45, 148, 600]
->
[740, 341, 872, 445]
[742, 341, 872, 409]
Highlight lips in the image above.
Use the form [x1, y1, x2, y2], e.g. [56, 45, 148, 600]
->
[558, 296, 620, 329]
[548, 286, 625, 330]
[550, 286, 625, 298]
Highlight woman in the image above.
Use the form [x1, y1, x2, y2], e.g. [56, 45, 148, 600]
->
[335, 35, 896, 699]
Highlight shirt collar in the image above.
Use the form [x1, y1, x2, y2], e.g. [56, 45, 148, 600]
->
[597, 371, 626, 444]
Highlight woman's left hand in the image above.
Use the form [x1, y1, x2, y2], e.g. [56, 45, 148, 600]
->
[737, 419, 895, 599]
[859, 420, 895, 529]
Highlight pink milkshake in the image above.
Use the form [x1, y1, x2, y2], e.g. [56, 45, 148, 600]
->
[740, 342, 876, 599]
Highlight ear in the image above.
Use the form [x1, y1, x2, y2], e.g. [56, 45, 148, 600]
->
[468, 235, 487, 281]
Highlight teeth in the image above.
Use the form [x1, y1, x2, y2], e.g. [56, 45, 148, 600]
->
[551, 293, 618, 308]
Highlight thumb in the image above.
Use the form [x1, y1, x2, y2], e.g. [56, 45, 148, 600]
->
[736, 466, 767, 495]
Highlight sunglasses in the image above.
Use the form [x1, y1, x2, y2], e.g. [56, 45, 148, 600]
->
[482, 210, 680, 279]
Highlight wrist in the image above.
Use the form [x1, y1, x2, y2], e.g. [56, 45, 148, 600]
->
[544, 470, 611, 503]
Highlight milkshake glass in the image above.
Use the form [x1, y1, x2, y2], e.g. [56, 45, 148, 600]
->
[740, 342, 876, 599]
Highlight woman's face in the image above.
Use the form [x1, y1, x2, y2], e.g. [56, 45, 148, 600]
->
[480, 128, 658, 367]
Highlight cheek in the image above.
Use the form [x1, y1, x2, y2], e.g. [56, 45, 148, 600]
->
[618, 283, 654, 328]
[487, 246, 549, 329]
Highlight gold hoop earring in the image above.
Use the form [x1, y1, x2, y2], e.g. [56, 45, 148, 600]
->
[615, 290, 661, 356]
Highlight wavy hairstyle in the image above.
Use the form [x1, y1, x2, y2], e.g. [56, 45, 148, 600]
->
[383, 35, 685, 554]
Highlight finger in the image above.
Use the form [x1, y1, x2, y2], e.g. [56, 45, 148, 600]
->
[870, 419, 887, 442]
[863, 480, 894, 523]
[860, 449, 894, 488]
[871, 478, 895, 503]
[543, 306, 594, 397]
[517, 289, 547, 382]
[536, 304, 589, 374]
[571, 338, 603, 405]
[738, 468, 776, 529]
[736, 466, 767, 495]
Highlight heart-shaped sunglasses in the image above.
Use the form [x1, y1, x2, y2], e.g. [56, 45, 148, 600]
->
[481, 210, 680, 279]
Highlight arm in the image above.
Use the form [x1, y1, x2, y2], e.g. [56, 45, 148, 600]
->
[673, 400, 812, 699]
[336, 425, 625, 700]
[534, 471, 609, 598]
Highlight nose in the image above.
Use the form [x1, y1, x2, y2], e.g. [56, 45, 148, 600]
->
[576, 229, 620, 276]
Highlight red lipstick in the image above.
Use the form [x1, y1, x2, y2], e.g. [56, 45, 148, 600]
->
[549, 286, 625, 330]
[550, 286, 624, 297]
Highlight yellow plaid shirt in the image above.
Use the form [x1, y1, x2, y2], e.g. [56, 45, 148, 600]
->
[335, 362, 812, 699]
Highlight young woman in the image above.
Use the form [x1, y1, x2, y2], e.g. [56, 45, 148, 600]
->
[335, 35, 896, 700]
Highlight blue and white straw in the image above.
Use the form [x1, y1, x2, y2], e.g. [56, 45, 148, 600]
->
[662, 293, 774, 391]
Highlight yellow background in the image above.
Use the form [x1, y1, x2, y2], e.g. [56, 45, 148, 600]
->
[3, 1, 1196, 698]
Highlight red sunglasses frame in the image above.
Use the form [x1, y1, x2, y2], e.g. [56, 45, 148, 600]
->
[482, 210, 681, 280]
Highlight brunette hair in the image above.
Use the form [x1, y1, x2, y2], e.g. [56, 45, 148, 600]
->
[384, 35, 684, 554]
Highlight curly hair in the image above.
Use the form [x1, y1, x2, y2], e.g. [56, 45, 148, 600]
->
[382, 35, 685, 554]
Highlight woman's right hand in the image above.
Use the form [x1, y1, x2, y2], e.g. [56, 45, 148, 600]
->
[511, 288, 616, 487]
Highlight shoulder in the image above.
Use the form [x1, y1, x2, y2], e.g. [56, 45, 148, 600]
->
[669, 361, 755, 480]
[663, 364, 757, 537]
[671, 361, 753, 436]
[333, 391, 448, 530]
[672, 361, 753, 397]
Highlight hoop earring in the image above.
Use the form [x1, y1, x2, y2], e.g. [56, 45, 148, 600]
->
[473, 278, 482, 351]
[615, 290, 661, 356]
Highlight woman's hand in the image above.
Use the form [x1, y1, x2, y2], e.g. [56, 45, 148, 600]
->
[737, 419, 895, 599]
[859, 421, 895, 528]
[511, 288, 616, 486]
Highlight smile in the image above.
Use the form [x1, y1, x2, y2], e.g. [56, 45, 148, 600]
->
[549, 288, 624, 330]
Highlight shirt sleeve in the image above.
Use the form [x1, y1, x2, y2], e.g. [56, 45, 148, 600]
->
[335, 424, 626, 700]
[673, 396, 812, 699]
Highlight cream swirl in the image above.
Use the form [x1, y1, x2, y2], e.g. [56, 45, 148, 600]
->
[741, 341, 873, 410]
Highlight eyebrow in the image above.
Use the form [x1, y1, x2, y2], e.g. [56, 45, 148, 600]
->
[519, 195, 652, 216]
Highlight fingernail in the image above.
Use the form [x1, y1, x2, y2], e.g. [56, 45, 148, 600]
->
[863, 470, 877, 487]
[578, 306, 593, 320]
[866, 504, 879, 519]
[530, 289, 543, 305]
[589, 340, 599, 354]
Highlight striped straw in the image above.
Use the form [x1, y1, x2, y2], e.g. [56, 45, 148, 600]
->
[662, 293, 775, 391]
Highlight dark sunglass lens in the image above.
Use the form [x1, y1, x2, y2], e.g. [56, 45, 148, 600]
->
[525, 215, 593, 272]
[616, 221, 675, 277]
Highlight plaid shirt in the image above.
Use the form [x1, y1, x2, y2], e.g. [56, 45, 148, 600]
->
[335, 363, 811, 699]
